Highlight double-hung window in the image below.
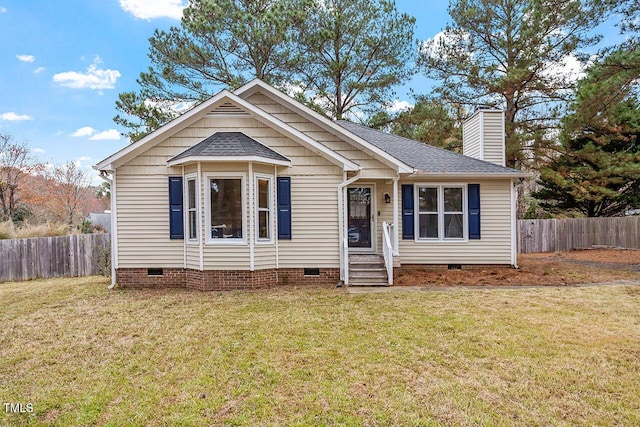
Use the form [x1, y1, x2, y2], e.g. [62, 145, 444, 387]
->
[256, 176, 272, 242]
[207, 175, 245, 242]
[417, 184, 466, 240]
[186, 176, 198, 242]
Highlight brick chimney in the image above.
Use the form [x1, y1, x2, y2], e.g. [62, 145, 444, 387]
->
[462, 109, 505, 167]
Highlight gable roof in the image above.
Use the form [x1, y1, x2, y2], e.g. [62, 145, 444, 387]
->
[94, 89, 359, 172]
[167, 132, 291, 167]
[234, 79, 414, 174]
[335, 120, 528, 177]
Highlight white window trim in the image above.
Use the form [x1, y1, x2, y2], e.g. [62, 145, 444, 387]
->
[204, 172, 247, 245]
[254, 173, 275, 245]
[415, 183, 468, 242]
[184, 173, 199, 245]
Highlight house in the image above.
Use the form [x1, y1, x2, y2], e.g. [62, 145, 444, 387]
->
[94, 79, 528, 290]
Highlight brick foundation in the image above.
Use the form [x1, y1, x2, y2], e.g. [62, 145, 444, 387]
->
[116, 268, 186, 289]
[116, 267, 340, 291]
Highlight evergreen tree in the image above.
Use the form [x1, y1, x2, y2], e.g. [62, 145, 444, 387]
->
[114, 0, 309, 141]
[293, 0, 416, 120]
[369, 96, 464, 152]
[114, 0, 416, 140]
[419, 0, 605, 168]
[534, 51, 640, 217]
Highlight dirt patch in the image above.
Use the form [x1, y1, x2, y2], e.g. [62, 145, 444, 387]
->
[395, 248, 640, 287]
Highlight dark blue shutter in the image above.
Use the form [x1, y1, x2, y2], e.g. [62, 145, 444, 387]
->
[169, 177, 184, 239]
[468, 184, 481, 240]
[277, 177, 291, 239]
[402, 184, 414, 239]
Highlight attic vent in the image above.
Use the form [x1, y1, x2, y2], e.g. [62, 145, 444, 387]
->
[207, 102, 249, 117]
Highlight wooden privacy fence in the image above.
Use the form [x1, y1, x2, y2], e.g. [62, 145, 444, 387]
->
[518, 217, 640, 253]
[0, 233, 110, 282]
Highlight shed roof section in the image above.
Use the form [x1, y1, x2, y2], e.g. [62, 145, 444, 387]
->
[167, 132, 291, 166]
[335, 120, 526, 176]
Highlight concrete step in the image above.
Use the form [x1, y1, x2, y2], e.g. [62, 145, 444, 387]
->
[350, 271, 387, 280]
[348, 279, 390, 287]
[349, 254, 384, 263]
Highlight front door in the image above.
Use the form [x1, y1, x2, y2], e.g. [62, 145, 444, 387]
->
[347, 186, 374, 251]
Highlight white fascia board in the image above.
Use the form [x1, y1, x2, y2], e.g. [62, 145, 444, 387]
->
[234, 79, 413, 174]
[227, 92, 360, 171]
[94, 90, 237, 171]
[167, 156, 291, 167]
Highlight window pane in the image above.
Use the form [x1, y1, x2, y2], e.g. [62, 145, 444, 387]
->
[210, 178, 243, 239]
[419, 213, 438, 238]
[444, 213, 464, 238]
[258, 178, 269, 209]
[189, 211, 197, 240]
[258, 211, 269, 239]
[188, 179, 196, 209]
[418, 187, 438, 212]
[444, 187, 462, 212]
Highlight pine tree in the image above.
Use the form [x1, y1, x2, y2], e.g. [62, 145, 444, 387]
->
[419, 0, 605, 168]
[534, 50, 640, 217]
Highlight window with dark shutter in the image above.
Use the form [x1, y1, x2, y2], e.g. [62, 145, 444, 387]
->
[468, 184, 481, 240]
[277, 177, 291, 239]
[402, 184, 414, 239]
[168, 176, 184, 239]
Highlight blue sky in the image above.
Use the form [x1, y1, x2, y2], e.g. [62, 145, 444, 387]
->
[0, 1, 623, 183]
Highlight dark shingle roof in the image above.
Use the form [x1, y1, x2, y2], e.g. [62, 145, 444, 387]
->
[169, 132, 290, 163]
[335, 120, 523, 175]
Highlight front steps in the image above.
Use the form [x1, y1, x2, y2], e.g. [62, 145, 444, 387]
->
[348, 254, 389, 286]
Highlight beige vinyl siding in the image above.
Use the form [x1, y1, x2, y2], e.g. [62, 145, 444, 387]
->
[481, 111, 505, 166]
[116, 106, 343, 271]
[186, 246, 199, 270]
[398, 179, 512, 265]
[277, 175, 341, 268]
[115, 173, 184, 268]
[462, 110, 505, 166]
[462, 113, 482, 159]
[247, 93, 396, 179]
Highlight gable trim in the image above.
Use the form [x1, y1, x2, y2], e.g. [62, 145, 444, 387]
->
[167, 155, 291, 167]
[234, 79, 414, 174]
[95, 89, 360, 173]
[227, 94, 360, 171]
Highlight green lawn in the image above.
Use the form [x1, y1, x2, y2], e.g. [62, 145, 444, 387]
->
[1, 277, 639, 426]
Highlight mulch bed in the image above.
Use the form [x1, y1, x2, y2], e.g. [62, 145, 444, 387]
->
[395, 248, 640, 287]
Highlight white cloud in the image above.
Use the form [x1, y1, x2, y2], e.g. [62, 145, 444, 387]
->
[33, 67, 46, 74]
[32, 148, 45, 154]
[71, 126, 96, 137]
[388, 100, 413, 113]
[53, 57, 121, 90]
[0, 7, 6, 13]
[421, 30, 472, 61]
[144, 98, 196, 118]
[542, 54, 594, 83]
[89, 129, 121, 141]
[16, 54, 35, 63]
[76, 156, 92, 162]
[119, 0, 187, 20]
[1, 112, 33, 121]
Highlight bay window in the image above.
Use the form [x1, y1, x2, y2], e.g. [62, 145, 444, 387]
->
[186, 176, 198, 242]
[256, 176, 272, 241]
[207, 175, 244, 242]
